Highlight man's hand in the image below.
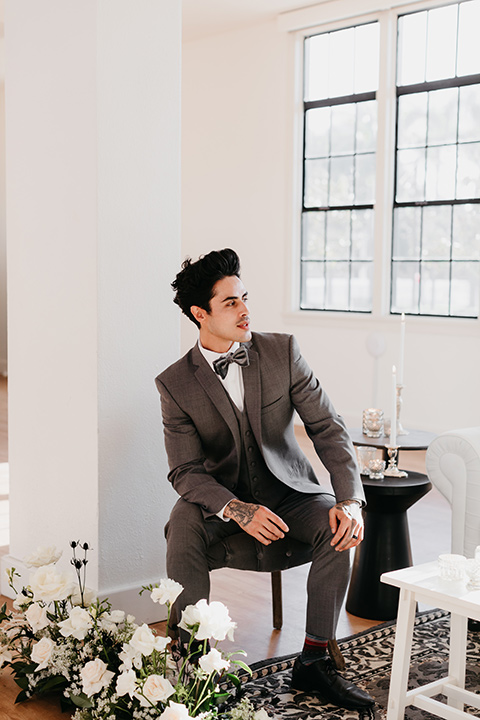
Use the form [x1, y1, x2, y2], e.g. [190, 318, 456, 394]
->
[224, 500, 289, 546]
[329, 501, 364, 552]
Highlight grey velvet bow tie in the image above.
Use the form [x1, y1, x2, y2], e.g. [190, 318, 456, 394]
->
[213, 346, 250, 379]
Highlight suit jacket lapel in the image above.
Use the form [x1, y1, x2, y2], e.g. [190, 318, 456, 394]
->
[191, 344, 241, 455]
[242, 342, 263, 448]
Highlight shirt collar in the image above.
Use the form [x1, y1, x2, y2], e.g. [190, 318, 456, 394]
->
[197, 339, 240, 371]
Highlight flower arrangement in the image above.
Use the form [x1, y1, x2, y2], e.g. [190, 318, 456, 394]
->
[0, 542, 266, 720]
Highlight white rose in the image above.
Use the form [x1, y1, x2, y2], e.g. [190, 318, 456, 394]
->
[0, 645, 13, 669]
[159, 701, 193, 720]
[254, 710, 270, 720]
[31, 637, 54, 671]
[150, 579, 183, 606]
[58, 606, 92, 640]
[198, 648, 229, 675]
[30, 566, 73, 603]
[99, 609, 126, 633]
[24, 546, 62, 568]
[80, 658, 115, 697]
[129, 623, 157, 656]
[116, 668, 137, 698]
[70, 586, 97, 607]
[25, 602, 50, 632]
[179, 599, 236, 641]
[138, 675, 175, 707]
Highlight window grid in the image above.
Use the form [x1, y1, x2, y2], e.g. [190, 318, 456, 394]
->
[392, 67, 480, 315]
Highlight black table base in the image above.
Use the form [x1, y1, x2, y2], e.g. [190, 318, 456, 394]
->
[346, 471, 432, 621]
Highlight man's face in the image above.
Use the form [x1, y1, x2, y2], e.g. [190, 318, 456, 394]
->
[192, 275, 251, 353]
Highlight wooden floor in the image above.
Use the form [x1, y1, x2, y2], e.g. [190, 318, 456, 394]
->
[0, 375, 451, 718]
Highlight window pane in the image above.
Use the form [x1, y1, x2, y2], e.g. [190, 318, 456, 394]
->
[354, 23, 379, 93]
[391, 261, 420, 314]
[355, 153, 376, 204]
[422, 205, 452, 260]
[457, 0, 480, 77]
[350, 262, 373, 311]
[450, 262, 480, 316]
[426, 4, 458, 81]
[304, 158, 329, 207]
[456, 142, 480, 199]
[425, 145, 456, 201]
[396, 148, 426, 202]
[397, 93, 427, 149]
[329, 155, 354, 205]
[302, 212, 325, 259]
[452, 204, 480, 259]
[325, 262, 349, 310]
[458, 85, 480, 143]
[397, 11, 427, 86]
[328, 28, 354, 97]
[304, 34, 329, 101]
[427, 88, 458, 145]
[351, 209, 374, 260]
[305, 107, 331, 158]
[326, 210, 350, 260]
[420, 261, 451, 315]
[330, 104, 356, 156]
[356, 100, 377, 153]
[393, 207, 421, 259]
[301, 262, 325, 308]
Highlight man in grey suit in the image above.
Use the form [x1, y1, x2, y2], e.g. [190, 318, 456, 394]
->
[155, 249, 374, 711]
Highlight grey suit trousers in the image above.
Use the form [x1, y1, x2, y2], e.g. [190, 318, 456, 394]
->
[165, 490, 351, 640]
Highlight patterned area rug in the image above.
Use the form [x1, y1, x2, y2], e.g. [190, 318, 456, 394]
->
[238, 610, 480, 719]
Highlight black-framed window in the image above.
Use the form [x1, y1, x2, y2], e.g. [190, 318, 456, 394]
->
[301, 22, 379, 312]
[392, 0, 480, 318]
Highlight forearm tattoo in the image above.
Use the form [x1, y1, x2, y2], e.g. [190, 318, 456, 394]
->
[225, 499, 260, 528]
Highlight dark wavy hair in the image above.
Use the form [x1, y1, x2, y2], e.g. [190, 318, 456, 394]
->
[171, 249, 241, 327]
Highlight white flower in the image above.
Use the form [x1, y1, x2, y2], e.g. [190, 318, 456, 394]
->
[159, 701, 193, 720]
[0, 644, 13, 669]
[119, 642, 143, 671]
[25, 602, 50, 632]
[116, 668, 137, 699]
[129, 623, 157, 656]
[179, 599, 236, 641]
[31, 637, 54, 671]
[137, 675, 175, 706]
[150, 579, 183, 606]
[29, 565, 73, 603]
[254, 710, 270, 720]
[58, 606, 93, 640]
[24, 545, 62, 568]
[80, 658, 115, 697]
[13, 594, 31, 611]
[99, 610, 126, 633]
[70, 586, 97, 607]
[198, 648, 229, 675]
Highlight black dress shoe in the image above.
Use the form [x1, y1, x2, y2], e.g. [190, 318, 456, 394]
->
[291, 656, 375, 710]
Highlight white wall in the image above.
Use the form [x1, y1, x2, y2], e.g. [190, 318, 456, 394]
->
[181, 15, 480, 435]
[3, 0, 181, 621]
[0, 31, 6, 377]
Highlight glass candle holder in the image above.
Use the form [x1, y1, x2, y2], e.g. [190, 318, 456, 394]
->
[356, 446, 377, 475]
[368, 458, 386, 479]
[362, 408, 384, 438]
[438, 553, 467, 582]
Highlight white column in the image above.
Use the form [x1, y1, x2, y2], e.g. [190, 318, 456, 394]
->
[2, 0, 181, 622]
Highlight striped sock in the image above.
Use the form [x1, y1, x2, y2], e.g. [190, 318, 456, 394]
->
[300, 633, 328, 665]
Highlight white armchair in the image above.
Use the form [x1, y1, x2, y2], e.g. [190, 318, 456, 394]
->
[426, 427, 480, 558]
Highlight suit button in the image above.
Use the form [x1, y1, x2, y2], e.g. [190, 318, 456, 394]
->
[248, 446, 254, 453]
[252, 476, 258, 482]
[250, 461, 256, 467]
[286, 550, 292, 557]
[245, 430, 251, 437]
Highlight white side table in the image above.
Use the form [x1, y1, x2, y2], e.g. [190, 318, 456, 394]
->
[381, 561, 480, 720]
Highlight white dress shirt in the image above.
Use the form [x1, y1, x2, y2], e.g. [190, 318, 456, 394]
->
[198, 340, 245, 412]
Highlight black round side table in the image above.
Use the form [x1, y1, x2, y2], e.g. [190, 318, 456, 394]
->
[346, 471, 432, 620]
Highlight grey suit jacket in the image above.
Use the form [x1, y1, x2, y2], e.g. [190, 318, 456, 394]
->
[155, 332, 365, 517]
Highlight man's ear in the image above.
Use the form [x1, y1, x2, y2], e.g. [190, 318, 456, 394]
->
[190, 305, 206, 325]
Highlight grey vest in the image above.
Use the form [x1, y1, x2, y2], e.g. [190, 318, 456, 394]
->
[231, 400, 291, 510]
